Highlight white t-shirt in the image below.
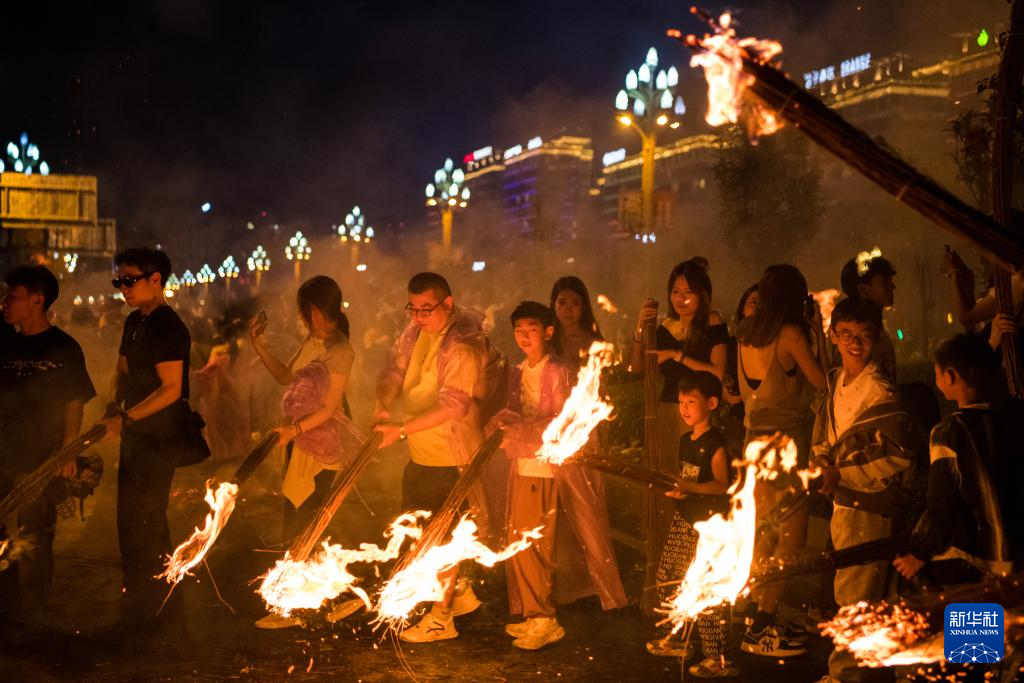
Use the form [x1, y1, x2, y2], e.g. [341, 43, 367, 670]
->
[517, 356, 555, 478]
[832, 363, 888, 440]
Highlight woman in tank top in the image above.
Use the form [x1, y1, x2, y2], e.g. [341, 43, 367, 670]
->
[735, 264, 827, 656]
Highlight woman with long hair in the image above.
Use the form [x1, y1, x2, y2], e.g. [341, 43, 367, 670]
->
[628, 258, 729, 591]
[550, 276, 603, 371]
[735, 264, 827, 659]
[248, 275, 362, 629]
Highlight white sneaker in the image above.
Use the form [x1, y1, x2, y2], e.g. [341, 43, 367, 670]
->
[255, 612, 303, 630]
[399, 610, 459, 643]
[505, 619, 531, 638]
[325, 597, 365, 623]
[450, 580, 482, 617]
[512, 616, 565, 651]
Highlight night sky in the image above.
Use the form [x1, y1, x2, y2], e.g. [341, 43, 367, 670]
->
[0, 0, 1006, 260]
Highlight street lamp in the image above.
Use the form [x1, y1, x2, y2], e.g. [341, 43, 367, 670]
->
[1, 132, 50, 175]
[218, 255, 239, 292]
[337, 206, 374, 267]
[613, 47, 685, 241]
[181, 270, 197, 288]
[165, 273, 181, 298]
[285, 230, 311, 283]
[61, 252, 78, 274]
[425, 158, 470, 254]
[247, 245, 270, 291]
[197, 263, 216, 293]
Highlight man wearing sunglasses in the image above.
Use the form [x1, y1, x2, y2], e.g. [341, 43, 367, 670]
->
[95, 247, 191, 646]
[0, 265, 96, 631]
[374, 271, 505, 643]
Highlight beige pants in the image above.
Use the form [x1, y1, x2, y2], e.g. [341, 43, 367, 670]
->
[507, 476, 558, 618]
[828, 505, 893, 683]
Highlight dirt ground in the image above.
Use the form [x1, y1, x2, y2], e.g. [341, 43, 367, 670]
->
[0, 441, 843, 682]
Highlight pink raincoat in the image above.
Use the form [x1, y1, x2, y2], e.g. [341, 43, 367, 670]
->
[491, 355, 627, 612]
[377, 307, 507, 537]
[281, 360, 363, 467]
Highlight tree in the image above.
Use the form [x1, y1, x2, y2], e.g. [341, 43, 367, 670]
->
[713, 125, 824, 266]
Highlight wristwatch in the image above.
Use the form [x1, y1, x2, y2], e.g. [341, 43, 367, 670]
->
[399, 425, 408, 441]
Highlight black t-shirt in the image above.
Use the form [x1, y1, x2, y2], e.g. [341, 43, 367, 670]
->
[0, 326, 97, 475]
[657, 322, 729, 403]
[118, 305, 191, 438]
[676, 427, 730, 523]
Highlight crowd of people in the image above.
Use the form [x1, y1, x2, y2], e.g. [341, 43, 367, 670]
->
[1, 243, 1022, 681]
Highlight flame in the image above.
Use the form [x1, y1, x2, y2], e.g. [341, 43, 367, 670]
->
[820, 601, 943, 667]
[660, 463, 758, 627]
[158, 480, 239, 585]
[686, 11, 784, 138]
[373, 515, 542, 630]
[813, 288, 842, 335]
[259, 511, 428, 617]
[660, 436, 815, 629]
[595, 294, 619, 314]
[536, 341, 615, 464]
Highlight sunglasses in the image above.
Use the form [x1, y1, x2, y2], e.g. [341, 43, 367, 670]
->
[111, 271, 157, 289]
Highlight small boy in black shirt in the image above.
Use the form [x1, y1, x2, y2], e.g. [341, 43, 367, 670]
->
[648, 371, 735, 678]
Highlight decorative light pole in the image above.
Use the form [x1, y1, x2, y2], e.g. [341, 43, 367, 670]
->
[337, 206, 375, 267]
[425, 158, 469, 254]
[285, 230, 311, 284]
[165, 273, 181, 299]
[1, 132, 50, 175]
[247, 245, 270, 291]
[197, 263, 216, 294]
[181, 270, 197, 288]
[218, 255, 239, 292]
[59, 252, 78, 274]
[613, 47, 685, 241]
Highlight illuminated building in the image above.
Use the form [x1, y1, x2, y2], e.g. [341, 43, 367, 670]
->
[0, 172, 116, 273]
[596, 27, 1000, 240]
[460, 135, 594, 243]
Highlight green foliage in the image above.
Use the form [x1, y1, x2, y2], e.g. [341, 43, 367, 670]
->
[949, 74, 1024, 212]
[712, 125, 824, 267]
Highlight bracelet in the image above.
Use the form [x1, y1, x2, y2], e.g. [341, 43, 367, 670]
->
[399, 424, 408, 441]
[294, 423, 302, 438]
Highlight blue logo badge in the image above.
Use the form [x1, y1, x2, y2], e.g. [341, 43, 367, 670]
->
[944, 603, 1003, 663]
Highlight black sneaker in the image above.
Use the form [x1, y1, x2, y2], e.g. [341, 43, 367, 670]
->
[774, 619, 808, 644]
[739, 625, 806, 657]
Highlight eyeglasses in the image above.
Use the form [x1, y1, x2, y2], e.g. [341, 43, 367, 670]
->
[834, 330, 876, 345]
[404, 301, 444, 319]
[111, 272, 156, 289]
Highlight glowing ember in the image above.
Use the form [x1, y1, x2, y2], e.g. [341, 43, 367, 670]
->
[373, 515, 542, 630]
[259, 511, 428, 617]
[158, 480, 239, 585]
[536, 341, 615, 464]
[813, 288, 842, 335]
[595, 294, 619, 314]
[659, 462, 758, 627]
[820, 601, 942, 667]
[683, 11, 783, 138]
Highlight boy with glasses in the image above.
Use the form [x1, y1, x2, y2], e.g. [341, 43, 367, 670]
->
[95, 247, 191, 645]
[373, 272, 504, 643]
[812, 297, 916, 683]
[0, 265, 96, 630]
